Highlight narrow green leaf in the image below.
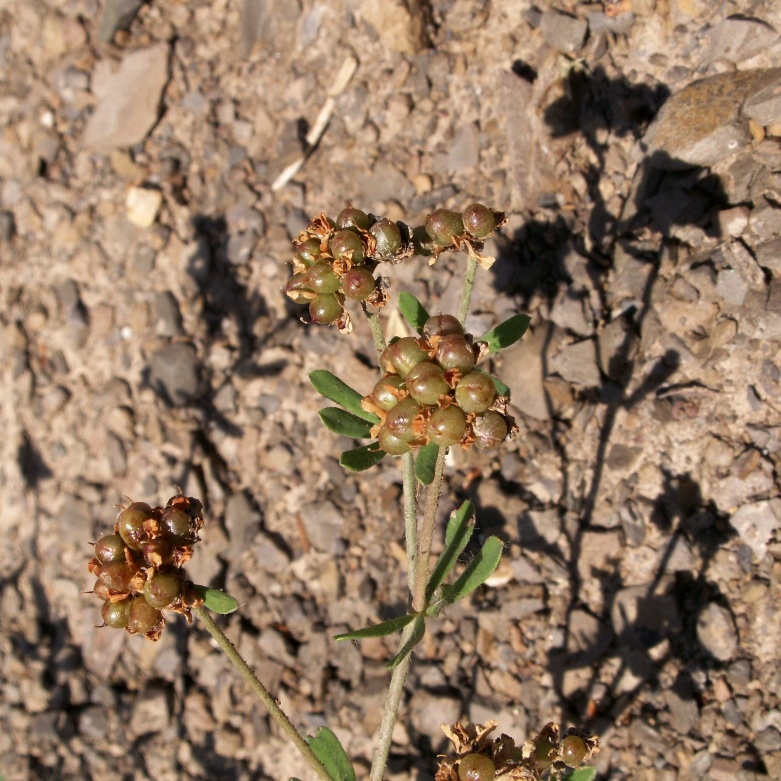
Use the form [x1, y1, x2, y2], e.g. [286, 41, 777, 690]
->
[192, 585, 239, 615]
[398, 291, 430, 335]
[385, 615, 425, 669]
[489, 374, 510, 397]
[414, 442, 439, 485]
[441, 536, 504, 604]
[306, 727, 356, 781]
[340, 444, 386, 472]
[479, 314, 531, 354]
[559, 768, 597, 781]
[333, 613, 418, 641]
[425, 501, 475, 601]
[309, 370, 378, 423]
[318, 408, 374, 439]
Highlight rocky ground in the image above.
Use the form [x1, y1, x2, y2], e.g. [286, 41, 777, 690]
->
[1, 0, 781, 779]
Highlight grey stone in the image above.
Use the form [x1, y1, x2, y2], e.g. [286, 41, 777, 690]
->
[611, 585, 681, 649]
[567, 609, 614, 665]
[447, 122, 480, 171]
[549, 287, 592, 335]
[153, 292, 183, 337]
[299, 500, 345, 553]
[549, 338, 601, 387]
[716, 269, 749, 306]
[408, 688, 461, 745]
[241, 0, 303, 56]
[729, 499, 781, 560]
[518, 508, 560, 548]
[225, 490, 262, 556]
[704, 17, 779, 65]
[539, 9, 587, 54]
[98, 0, 144, 43]
[129, 685, 171, 738]
[0, 211, 15, 242]
[753, 236, 781, 274]
[82, 43, 170, 153]
[362, 161, 416, 206]
[495, 324, 552, 420]
[148, 342, 202, 406]
[744, 68, 781, 126]
[226, 231, 257, 265]
[664, 675, 700, 734]
[697, 602, 738, 662]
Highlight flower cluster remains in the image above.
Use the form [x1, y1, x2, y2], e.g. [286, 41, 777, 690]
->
[88, 494, 204, 641]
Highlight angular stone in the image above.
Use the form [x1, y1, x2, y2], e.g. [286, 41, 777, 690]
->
[360, 0, 428, 55]
[697, 602, 738, 662]
[126, 186, 162, 227]
[549, 338, 601, 387]
[97, 0, 143, 43]
[148, 342, 202, 406]
[730, 499, 781, 560]
[704, 17, 779, 64]
[744, 68, 781, 126]
[539, 9, 587, 54]
[83, 43, 170, 153]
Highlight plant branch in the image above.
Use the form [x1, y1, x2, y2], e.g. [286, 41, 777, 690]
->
[194, 606, 334, 781]
[457, 256, 478, 326]
[402, 451, 417, 595]
[412, 446, 447, 612]
[369, 625, 415, 781]
[365, 308, 387, 363]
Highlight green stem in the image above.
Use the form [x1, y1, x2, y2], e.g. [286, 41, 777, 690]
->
[194, 606, 334, 781]
[402, 451, 417, 595]
[412, 447, 447, 612]
[368, 626, 415, 781]
[457, 256, 478, 326]
[365, 308, 387, 363]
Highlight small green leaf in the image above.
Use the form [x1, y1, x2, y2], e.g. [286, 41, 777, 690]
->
[489, 374, 510, 397]
[306, 727, 356, 781]
[398, 291, 430, 335]
[479, 314, 531, 354]
[414, 442, 439, 485]
[441, 536, 504, 604]
[319, 408, 374, 439]
[309, 370, 378, 423]
[386, 615, 425, 669]
[334, 613, 418, 641]
[193, 586, 239, 614]
[425, 501, 475, 601]
[340, 444, 386, 471]
[559, 768, 597, 781]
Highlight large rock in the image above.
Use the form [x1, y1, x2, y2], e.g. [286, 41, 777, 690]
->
[82, 43, 170, 153]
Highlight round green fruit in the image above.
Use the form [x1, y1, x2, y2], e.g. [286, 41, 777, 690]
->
[455, 371, 496, 413]
[462, 203, 496, 239]
[427, 405, 467, 447]
[102, 599, 131, 629]
[309, 294, 343, 325]
[425, 209, 464, 246]
[472, 411, 508, 449]
[458, 753, 496, 781]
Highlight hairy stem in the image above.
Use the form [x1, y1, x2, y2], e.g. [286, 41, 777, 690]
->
[194, 607, 334, 781]
[369, 626, 415, 781]
[402, 451, 417, 595]
[457, 256, 478, 326]
[412, 446, 447, 612]
[365, 309, 387, 363]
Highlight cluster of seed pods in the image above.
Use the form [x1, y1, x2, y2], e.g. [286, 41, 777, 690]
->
[285, 204, 504, 331]
[87, 494, 204, 640]
[362, 314, 514, 455]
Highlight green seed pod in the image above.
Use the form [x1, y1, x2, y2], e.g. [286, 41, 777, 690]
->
[336, 206, 370, 232]
[94, 534, 127, 565]
[342, 267, 376, 301]
[434, 334, 475, 374]
[380, 337, 430, 378]
[560, 735, 588, 768]
[142, 538, 176, 568]
[377, 427, 412, 455]
[384, 397, 424, 442]
[143, 570, 183, 609]
[286, 272, 314, 304]
[427, 405, 467, 447]
[368, 374, 406, 411]
[306, 261, 341, 294]
[425, 209, 464, 246]
[462, 203, 496, 239]
[127, 597, 164, 636]
[458, 753, 496, 781]
[160, 506, 191, 540]
[405, 361, 450, 406]
[330, 229, 365, 263]
[455, 371, 496, 413]
[369, 218, 402, 258]
[97, 560, 137, 593]
[423, 314, 464, 340]
[116, 502, 153, 551]
[472, 411, 508, 449]
[309, 293, 343, 325]
[294, 238, 322, 267]
[102, 598, 132, 629]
